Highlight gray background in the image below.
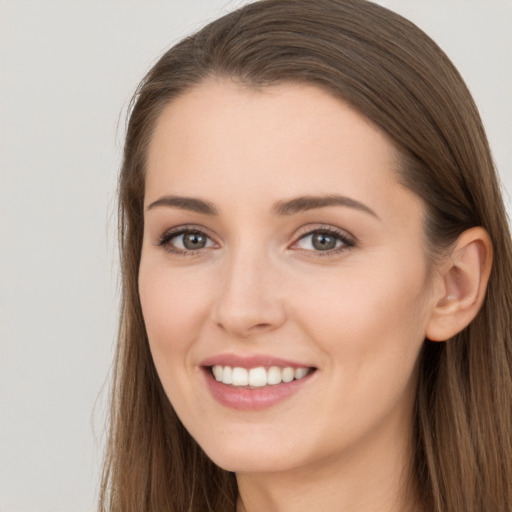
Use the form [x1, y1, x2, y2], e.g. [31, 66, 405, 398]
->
[1, 1, 511, 511]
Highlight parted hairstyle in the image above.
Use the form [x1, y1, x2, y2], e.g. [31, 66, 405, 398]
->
[99, 1, 512, 511]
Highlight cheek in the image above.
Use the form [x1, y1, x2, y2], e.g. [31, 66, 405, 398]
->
[285, 260, 429, 446]
[138, 263, 213, 363]
[291, 256, 429, 374]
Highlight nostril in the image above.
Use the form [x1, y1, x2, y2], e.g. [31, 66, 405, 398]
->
[214, 320, 274, 335]
[252, 323, 271, 329]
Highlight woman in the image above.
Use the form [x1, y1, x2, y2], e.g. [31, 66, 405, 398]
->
[100, 1, 512, 511]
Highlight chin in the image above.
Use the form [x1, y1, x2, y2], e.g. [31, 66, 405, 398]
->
[198, 435, 303, 474]
[208, 452, 295, 474]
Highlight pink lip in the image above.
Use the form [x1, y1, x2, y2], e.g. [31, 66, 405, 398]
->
[200, 353, 313, 369]
[200, 354, 317, 411]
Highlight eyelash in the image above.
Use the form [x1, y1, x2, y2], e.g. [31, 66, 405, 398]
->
[156, 225, 356, 257]
[157, 226, 215, 256]
[292, 226, 356, 257]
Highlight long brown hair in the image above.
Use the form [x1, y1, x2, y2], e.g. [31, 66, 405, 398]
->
[100, 1, 512, 510]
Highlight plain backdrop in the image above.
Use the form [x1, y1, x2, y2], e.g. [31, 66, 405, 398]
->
[0, 1, 511, 511]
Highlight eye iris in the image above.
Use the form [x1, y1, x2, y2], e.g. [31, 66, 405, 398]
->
[312, 232, 337, 251]
[183, 232, 207, 249]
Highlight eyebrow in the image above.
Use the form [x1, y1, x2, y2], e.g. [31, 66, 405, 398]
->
[147, 196, 218, 215]
[271, 194, 379, 218]
[146, 194, 378, 219]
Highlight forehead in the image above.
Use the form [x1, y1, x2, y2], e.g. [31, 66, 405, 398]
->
[144, 79, 419, 225]
[148, 79, 395, 169]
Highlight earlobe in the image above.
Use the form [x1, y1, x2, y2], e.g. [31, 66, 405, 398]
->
[425, 227, 493, 342]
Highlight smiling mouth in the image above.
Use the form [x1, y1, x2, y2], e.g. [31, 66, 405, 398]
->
[209, 365, 316, 388]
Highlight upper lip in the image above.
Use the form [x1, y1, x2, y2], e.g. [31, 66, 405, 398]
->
[200, 353, 315, 369]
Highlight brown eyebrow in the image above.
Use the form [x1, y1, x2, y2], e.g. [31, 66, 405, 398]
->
[147, 196, 218, 215]
[146, 194, 378, 219]
[271, 194, 379, 218]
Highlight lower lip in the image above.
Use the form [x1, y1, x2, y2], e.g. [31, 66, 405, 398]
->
[202, 368, 315, 411]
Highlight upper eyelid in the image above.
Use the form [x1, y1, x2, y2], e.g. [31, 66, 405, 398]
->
[157, 224, 216, 241]
[293, 224, 356, 242]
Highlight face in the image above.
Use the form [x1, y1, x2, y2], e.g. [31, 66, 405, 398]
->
[139, 79, 437, 476]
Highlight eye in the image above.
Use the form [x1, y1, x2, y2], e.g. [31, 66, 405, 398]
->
[293, 227, 355, 255]
[157, 227, 216, 254]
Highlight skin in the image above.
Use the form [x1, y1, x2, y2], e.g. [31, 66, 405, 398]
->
[139, 79, 443, 512]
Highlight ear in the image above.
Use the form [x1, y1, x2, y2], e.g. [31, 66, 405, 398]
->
[425, 227, 493, 342]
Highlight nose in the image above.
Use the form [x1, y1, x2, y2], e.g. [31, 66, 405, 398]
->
[211, 249, 287, 338]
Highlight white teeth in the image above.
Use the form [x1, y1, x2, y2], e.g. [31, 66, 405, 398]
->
[294, 367, 309, 379]
[222, 366, 233, 384]
[211, 365, 312, 387]
[282, 367, 295, 383]
[212, 365, 223, 381]
[248, 367, 267, 387]
[231, 367, 249, 386]
[267, 366, 282, 385]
